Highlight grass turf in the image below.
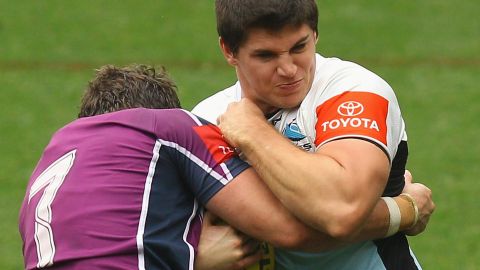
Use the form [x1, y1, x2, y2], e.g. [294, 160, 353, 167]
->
[1, 1, 478, 269]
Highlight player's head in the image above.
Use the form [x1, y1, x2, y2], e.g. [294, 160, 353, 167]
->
[215, 0, 318, 55]
[215, 0, 319, 114]
[78, 64, 181, 118]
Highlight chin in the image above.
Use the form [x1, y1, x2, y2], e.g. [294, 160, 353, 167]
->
[282, 94, 307, 109]
[278, 99, 303, 109]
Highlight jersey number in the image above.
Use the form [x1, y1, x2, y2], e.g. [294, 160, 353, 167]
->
[28, 150, 76, 268]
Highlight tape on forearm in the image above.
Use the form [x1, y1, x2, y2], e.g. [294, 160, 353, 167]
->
[400, 193, 419, 229]
[381, 197, 401, 237]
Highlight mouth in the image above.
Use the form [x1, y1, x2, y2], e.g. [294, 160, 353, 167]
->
[277, 79, 303, 91]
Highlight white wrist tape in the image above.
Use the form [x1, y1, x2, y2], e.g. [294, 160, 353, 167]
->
[381, 197, 401, 237]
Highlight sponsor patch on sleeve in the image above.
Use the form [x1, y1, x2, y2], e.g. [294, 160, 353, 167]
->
[315, 91, 388, 146]
[193, 124, 236, 163]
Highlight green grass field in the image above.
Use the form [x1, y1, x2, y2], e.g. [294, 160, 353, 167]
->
[1, 1, 478, 269]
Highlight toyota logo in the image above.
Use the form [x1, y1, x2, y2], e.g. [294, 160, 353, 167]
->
[337, 101, 364, 116]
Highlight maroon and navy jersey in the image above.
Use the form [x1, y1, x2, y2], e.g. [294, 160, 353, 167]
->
[18, 108, 250, 270]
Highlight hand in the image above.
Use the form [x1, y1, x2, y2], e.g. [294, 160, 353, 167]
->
[401, 170, 435, 236]
[195, 212, 262, 270]
[217, 98, 267, 148]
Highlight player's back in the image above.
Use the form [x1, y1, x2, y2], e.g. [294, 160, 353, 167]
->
[19, 108, 238, 270]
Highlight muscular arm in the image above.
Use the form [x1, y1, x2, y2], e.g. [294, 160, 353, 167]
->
[205, 165, 417, 252]
[240, 132, 389, 239]
[216, 99, 420, 241]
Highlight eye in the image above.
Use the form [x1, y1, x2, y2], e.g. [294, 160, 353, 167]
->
[254, 52, 275, 60]
[291, 43, 307, 53]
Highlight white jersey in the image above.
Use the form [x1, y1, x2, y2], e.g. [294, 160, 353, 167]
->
[193, 53, 421, 270]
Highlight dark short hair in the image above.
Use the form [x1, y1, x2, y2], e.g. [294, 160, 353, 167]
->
[215, 0, 318, 54]
[78, 64, 181, 118]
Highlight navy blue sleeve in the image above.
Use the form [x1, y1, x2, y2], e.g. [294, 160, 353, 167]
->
[153, 109, 250, 205]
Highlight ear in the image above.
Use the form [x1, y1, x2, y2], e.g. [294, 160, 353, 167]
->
[219, 37, 238, 66]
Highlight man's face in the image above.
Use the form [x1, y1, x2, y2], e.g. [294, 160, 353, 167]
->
[223, 24, 317, 114]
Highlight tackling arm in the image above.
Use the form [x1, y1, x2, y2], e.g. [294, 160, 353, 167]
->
[216, 98, 428, 241]
[205, 165, 419, 252]
[206, 167, 344, 252]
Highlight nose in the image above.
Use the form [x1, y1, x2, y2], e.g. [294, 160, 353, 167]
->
[276, 56, 297, 78]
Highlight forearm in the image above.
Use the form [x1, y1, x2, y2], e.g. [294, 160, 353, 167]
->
[346, 195, 418, 242]
[210, 195, 417, 252]
[206, 168, 350, 252]
[236, 121, 387, 238]
[284, 195, 418, 249]
[206, 167, 418, 254]
[238, 122, 342, 226]
[288, 195, 417, 248]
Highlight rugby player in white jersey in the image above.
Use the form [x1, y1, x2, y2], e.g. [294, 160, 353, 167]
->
[193, 0, 435, 269]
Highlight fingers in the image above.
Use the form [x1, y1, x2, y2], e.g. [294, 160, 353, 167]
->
[196, 218, 260, 270]
[405, 214, 431, 236]
[202, 211, 214, 224]
[401, 176, 435, 236]
[404, 169, 413, 184]
[199, 212, 264, 269]
[230, 240, 263, 270]
[203, 211, 228, 227]
[202, 211, 218, 226]
[242, 238, 261, 257]
[232, 251, 263, 270]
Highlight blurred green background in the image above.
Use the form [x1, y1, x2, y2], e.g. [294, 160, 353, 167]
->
[1, 1, 478, 269]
